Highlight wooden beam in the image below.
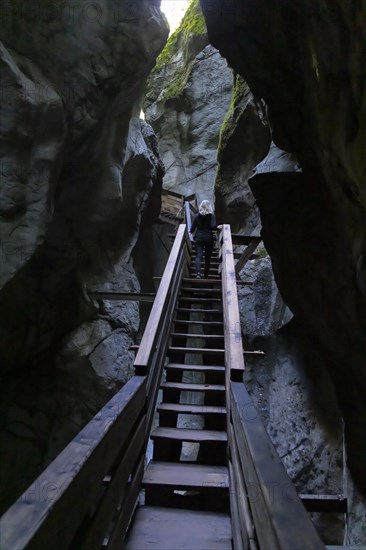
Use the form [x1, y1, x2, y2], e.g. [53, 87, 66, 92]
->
[235, 238, 262, 276]
[220, 225, 245, 382]
[89, 292, 156, 303]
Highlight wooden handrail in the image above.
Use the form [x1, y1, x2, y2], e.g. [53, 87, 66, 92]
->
[0, 376, 147, 550]
[229, 382, 325, 549]
[220, 224, 245, 382]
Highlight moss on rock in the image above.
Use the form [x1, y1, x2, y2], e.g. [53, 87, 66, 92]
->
[147, 0, 207, 105]
[218, 73, 250, 158]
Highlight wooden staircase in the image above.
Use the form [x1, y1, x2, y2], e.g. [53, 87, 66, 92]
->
[126, 249, 233, 548]
[0, 223, 333, 550]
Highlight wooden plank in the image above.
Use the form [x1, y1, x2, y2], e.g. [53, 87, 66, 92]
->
[107, 454, 145, 549]
[142, 461, 229, 489]
[299, 494, 347, 513]
[81, 415, 146, 548]
[157, 403, 226, 415]
[180, 287, 222, 293]
[173, 320, 224, 326]
[220, 225, 245, 381]
[125, 507, 232, 550]
[229, 461, 249, 550]
[176, 308, 223, 313]
[133, 345, 262, 357]
[166, 363, 225, 373]
[162, 188, 186, 200]
[167, 346, 225, 356]
[229, 424, 256, 549]
[0, 376, 146, 550]
[150, 427, 227, 443]
[88, 292, 155, 303]
[182, 278, 222, 284]
[235, 238, 261, 276]
[170, 333, 224, 340]
[179, 297, 222, 302]
[161, 381, 225, 392]
[230, 382, 325, 549]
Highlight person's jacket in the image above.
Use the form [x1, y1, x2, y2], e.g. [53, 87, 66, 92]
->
[191, 213, 217, 242]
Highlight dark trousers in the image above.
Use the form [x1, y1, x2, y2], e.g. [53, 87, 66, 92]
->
[195, 240, 214, 278]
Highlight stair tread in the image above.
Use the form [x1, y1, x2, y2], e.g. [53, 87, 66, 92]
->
[171, 333, 224, 339]
[151, 427, 227, 443]
[176, 308, 223, 313]
[181, 287, 221, 293]
[157, 402, 226, 415]
[166, 363, 225, 372]
[143, 461, 229, 489]
[168, 346, 225, 355]
[174, 320, 224, 326]
[178, 295, 222, 303]
[125, 506, 232, 550]
[161, 381, 225, 392]
[183, 278, 221, 284]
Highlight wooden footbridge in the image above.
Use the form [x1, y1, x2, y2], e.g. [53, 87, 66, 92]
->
[0, 215, 347, 549]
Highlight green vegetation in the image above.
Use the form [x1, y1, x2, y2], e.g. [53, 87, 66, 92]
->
[218, 73, 249, 158]
[151, 0, 207, 102]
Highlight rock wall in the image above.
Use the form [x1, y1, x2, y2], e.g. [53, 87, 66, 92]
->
[200, 0, 366, 503]
[0, 1, 167, 513]
[144, 0, 232, 203]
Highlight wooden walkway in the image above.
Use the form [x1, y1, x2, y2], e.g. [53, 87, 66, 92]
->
[0, 220, 343, 549]
[126, 246, 231, 548]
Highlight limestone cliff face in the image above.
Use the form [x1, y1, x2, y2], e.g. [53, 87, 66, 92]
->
[144, 0, 232, 203]
[200, 0, 366, 502]
[0, 0, 167, 512]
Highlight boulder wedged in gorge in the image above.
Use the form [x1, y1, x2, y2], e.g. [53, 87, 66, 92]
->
[0, 0, 167, 512]
[200, 0, 366, 497]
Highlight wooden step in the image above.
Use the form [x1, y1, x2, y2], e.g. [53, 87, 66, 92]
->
[161, 381, 225, 393]
[183, 278, 221, 285]
[143, 461, 229, 490]
[125, 507, 232, 549]
[167, 346, 265, 357]
[176, 308, 223, 314]
[150, 427, 227, 443]
[131, 345, 263, 356]
[180, 287, 222, 294]
[168, 346, 225, 356]
[174, 320, 224, 326]
[171, 333, 224, 340]
[178, 297, 222, 303]
[166, 363, 225, 373]
[157, 403, 226, 415]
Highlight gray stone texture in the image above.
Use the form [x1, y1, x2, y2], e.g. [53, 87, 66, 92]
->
[0, 0, 167, 513]
[201, 0, 366, 540]
[145, 31, 233, 203]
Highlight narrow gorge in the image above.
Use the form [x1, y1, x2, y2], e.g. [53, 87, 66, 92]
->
[0, 0, 365, 547]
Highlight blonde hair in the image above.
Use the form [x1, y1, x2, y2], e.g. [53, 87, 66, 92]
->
[198, 200, 213, 215]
